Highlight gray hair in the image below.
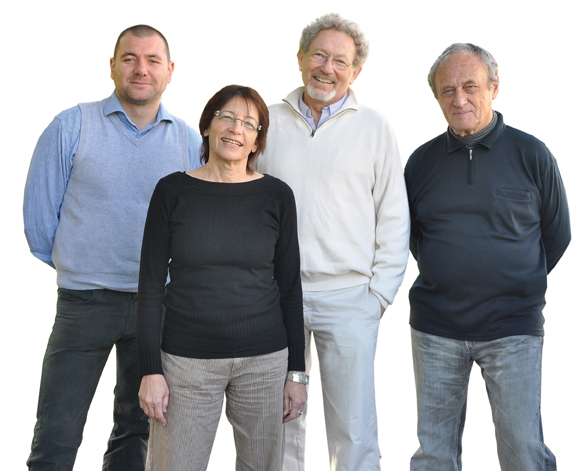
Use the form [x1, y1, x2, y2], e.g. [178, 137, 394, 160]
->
[299, 13, 369, 68]
[428, 43, 499, 98]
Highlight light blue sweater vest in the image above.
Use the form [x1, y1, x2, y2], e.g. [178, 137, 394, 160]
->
[53, 98, 190, 291]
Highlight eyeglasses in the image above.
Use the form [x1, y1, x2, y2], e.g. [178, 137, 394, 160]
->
[307, 51, 353, 71]
[214, 111, 261, 132]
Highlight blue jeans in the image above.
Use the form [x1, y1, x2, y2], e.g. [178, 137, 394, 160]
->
[27, 289, 149, 471]
[410, 329, 556, 471]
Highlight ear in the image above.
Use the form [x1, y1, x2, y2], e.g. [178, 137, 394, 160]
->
[349, 66, 363, 85]
[251, 136, 259, 154]
[491, 76, 500, 99]
[110, 58, 115, 80]
[203, 128, 209, 137]
[167, 61, 175, 84]
[297, 50, 304, 72]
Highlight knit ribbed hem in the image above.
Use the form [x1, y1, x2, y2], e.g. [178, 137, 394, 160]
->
[56, 268, 138, 292]
[301, 271, 370, 292]
[161, 323, 289, 361]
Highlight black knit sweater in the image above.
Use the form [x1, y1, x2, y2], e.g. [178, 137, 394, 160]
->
[137, 172, 305, 375]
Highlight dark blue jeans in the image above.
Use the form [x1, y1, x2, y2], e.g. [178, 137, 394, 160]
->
[27, 289, 149, 471]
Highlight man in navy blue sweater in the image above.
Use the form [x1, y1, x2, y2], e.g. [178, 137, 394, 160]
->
[405, 43, 570, 471]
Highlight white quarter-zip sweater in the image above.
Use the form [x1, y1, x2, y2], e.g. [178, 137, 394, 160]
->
[257, 87, 410, 308]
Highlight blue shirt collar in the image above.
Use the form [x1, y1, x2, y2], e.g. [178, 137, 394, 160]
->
[104, 91, 172, 135]
[298, 92, 348, 130]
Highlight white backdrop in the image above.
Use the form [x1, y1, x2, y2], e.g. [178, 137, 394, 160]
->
[3, 0, 585, 469]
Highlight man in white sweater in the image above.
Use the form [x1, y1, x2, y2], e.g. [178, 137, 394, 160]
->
[256, 13, 410, 471]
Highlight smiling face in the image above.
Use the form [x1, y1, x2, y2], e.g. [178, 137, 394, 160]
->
[435, 52, 499, 136]
[110, 33, 174, 109]
[204, 97, 260, 168]
[298, 29, 362, 108]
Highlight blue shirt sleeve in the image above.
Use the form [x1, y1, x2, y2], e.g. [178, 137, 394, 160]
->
[187, 125, 203, 170]
[24, 109, 201, 267]
[23, 106, 81, 268]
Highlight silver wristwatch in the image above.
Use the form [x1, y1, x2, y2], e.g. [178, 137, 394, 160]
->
[287, 371, 310, 385]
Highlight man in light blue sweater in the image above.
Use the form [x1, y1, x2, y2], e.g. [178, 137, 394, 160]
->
[23, 25, 201, 471]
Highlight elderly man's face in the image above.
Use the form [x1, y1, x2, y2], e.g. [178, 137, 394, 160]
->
[435, 52, 499, 136]
[297, 29, 362, 107]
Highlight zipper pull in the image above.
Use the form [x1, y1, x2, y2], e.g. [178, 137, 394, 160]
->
[469, 149, 473, 160]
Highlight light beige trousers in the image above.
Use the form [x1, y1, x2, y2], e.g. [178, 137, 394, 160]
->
[283, 284, 382, 471]
[146, 348, 288, 471]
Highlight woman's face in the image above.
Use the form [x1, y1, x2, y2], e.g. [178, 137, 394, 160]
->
[204, 96, 260, 167]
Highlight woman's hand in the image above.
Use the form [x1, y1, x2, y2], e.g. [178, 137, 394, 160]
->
[283, 379, 308, 423]
[139, 374, 169, 426]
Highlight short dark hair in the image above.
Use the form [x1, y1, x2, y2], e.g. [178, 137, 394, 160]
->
[113, 25, 170, 62]
[199, 85, 269, 175]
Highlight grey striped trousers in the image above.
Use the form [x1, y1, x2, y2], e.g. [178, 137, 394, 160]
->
[146, 348, 288, 471]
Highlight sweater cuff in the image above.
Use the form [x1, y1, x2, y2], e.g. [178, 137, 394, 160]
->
[138, 346, 164, 376]
[287, 345, 306, 373]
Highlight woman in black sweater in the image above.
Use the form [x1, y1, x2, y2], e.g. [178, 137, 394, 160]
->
[136, 85, 307, 470]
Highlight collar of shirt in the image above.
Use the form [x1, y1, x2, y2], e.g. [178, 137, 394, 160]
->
[103, 91, 173, 138]
[447, 111, 505, 153]
[449, 111, 498, 148]
[298, 92, 348, 131]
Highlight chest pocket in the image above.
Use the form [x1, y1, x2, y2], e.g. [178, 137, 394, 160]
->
[495, 188, 532, 201]
[492, 188, 538, 236]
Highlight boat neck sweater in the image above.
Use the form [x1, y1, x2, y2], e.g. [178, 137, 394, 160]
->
[136, 172, 305, 375]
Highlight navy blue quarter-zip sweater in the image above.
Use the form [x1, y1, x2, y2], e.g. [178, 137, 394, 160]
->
[405, 112, 571, 340]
